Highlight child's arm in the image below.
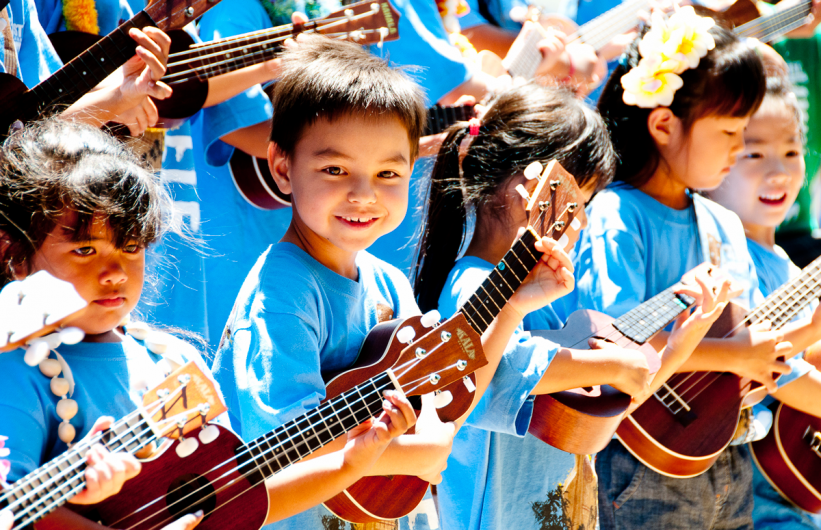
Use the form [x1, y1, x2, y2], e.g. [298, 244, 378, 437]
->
[262, 390, 416, 523]
[770, 368, 821, 417]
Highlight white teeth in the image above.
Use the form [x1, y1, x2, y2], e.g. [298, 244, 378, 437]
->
[342, 216, 371, 223]
[760, 192, 786, 201]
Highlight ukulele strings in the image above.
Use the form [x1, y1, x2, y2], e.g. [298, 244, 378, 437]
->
[164, 30, 383, 84]
[569, 0, 650, 48]
[112, 352, 455, 529]
[7, 390, 195, 529]
[735, 1, 811, 39]
[658, 261, 821, 411]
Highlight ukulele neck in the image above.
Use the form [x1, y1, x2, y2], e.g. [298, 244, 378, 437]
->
[746, 254, 821, 330]
[612, 286, 696, 344]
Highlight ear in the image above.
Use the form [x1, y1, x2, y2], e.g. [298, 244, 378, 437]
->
[268, 142, 293, 195]
[646, 107, 678, 147]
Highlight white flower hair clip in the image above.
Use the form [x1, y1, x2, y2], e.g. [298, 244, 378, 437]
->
[621, 6, 716, 108]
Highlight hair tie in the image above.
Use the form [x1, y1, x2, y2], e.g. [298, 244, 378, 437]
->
[468, 117, 481, 136]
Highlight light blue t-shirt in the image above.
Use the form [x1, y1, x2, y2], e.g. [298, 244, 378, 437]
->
[557, 183, 760, 323]
[435, 256, 577, 530]
[211, 243, 434, 530]
[0, 333, 215, 482]
[0, 0, 62, 86]
[35, 0, 132, 35]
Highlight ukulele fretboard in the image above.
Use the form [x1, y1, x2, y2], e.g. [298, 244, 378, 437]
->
[613, 286, 696, 344]
[237, 372, 394, 481]
[1, 412, 155, 528]
[747, 254, 821, 330]
[25, 11, 156, 120]
[460, 230, 542, 336]
[424, 105, 475, 136]
[735, 0, 812, 42]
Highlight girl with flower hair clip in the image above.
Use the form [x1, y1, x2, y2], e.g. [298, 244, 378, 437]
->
[563, 6, 801, 529]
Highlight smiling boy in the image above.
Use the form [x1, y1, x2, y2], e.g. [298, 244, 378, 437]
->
[210, 36, 457, 530]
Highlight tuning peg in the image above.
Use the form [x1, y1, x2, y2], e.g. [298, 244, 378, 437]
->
[41, 332, 62, 350]
[557, 233, 570, 249]
[58, 327, 84, 345]
[396, 326, 416, 344]
[420, 310, 441, 328]
[515, 184, 530, 201]
[344, 8, 354, 17]
[463, 376, 476, 392]
[524, 161, 543, 180]
[175, 437, 199, 458]
[199, 424, 220, 444]
[571, 217, 582, 230]
[433, 390, 453, 408]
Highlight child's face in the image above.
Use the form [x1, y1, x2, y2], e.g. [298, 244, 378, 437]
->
[27, 212, 144, 337]
[708, 104, 804, 228]
[666, 115, 750, 191]
[273, 113, 413, 264]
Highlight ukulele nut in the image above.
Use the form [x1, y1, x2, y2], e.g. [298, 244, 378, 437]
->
[538, 201, 549, 211]
[415, 347, 428, 359]
[429, 374, 441, 385]
[456, 360, 468, 371]
[440, 330, 452, 342]
[549, 180, 560, 190]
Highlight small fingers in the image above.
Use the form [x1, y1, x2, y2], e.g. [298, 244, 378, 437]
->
[0, 509, 13, 530]
[291, 11, 309, 24]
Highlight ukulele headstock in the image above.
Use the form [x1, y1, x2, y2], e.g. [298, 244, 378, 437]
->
[310, 0, 401, 46]
[517, 160, 586, 249]
[145, 0, 224, 31]
[391, 313, 487, 396]
[141, 361, 227, 440]
[0, 271, 88, 353]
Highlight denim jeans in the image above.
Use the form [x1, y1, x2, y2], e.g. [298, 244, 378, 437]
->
[752, 463, 821, 530]
[596, 440, 754, 529]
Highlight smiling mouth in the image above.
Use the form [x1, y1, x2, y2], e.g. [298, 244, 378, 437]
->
[337, 216, 378, 228]
[759, 192, 787, 206]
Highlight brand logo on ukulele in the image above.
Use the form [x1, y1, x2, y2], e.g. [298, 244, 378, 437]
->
[456, 328, 476, 360]
[380, 2, 398, 34]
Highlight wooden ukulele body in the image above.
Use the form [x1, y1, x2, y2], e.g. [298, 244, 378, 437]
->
[617, 301, 767, 477]
[528, 309, 660, 455]
[751, 403, 821, 513]
[76, 424, 270, 530]
[322, 315, 480, 523]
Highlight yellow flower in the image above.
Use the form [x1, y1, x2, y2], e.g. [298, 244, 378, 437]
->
[639, 6, 715, 74]
[621, 56, 684, 108]
[62, 0, 99, 34]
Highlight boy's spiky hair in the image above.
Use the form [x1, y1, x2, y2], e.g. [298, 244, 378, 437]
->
[270, 35, 427, 159]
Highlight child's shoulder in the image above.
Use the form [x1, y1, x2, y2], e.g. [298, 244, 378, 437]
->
[438, 256, 495, 317]
[356, 251, 419, 315]
[586, 183, 655, 232]
[253, 242, 329, 294]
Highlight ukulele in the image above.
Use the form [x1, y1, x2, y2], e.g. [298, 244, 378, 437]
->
[1, 361, 226, 529]
[230, 103, 476, 210]
[0, 271, 87, 353]
[74, 312, 487, 529]
[733, 0, 813, 42]
[0, 0, 223, 137]
[320, 160, 586, 523]
[618, 253, 821, 478]
[748, 257, 821, 513]
[527, 271, 713, 454]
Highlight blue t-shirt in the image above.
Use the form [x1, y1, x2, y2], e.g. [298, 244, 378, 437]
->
[0, 0, 62, 86]
[557, 183, 760, 322]
[211, 243, 432, 530]
[35, 0, 132, 35]
[435, 256, 577, 530]
[0, 333, 216, 482]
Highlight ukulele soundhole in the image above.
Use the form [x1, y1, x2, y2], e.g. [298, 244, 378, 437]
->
[166, 473, 217, 520]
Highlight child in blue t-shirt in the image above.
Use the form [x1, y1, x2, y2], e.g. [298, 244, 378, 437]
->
[573, 11, 800, 529]
[211, 36, 579, 530]
[412, 82, 729, 530]
[0, 117, 415, 529]
[707, 75, 821, 530]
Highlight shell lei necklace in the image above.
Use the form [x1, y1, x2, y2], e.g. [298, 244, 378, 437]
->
[24, 317, 174, 446]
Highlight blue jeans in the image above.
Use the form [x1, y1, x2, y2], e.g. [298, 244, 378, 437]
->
[752, 463, 821, 529]
[596, 440, 754, 529]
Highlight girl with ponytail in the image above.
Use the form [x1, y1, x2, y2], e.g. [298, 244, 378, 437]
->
[412, 83, 726, 530]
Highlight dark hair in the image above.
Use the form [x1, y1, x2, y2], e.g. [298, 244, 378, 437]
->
[412, 84, 615, 312]
[0, 118, 170, 285]
[597, 24, 766, 187]
[760, 74, 805, 143]
[269, 35, 427, 159]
